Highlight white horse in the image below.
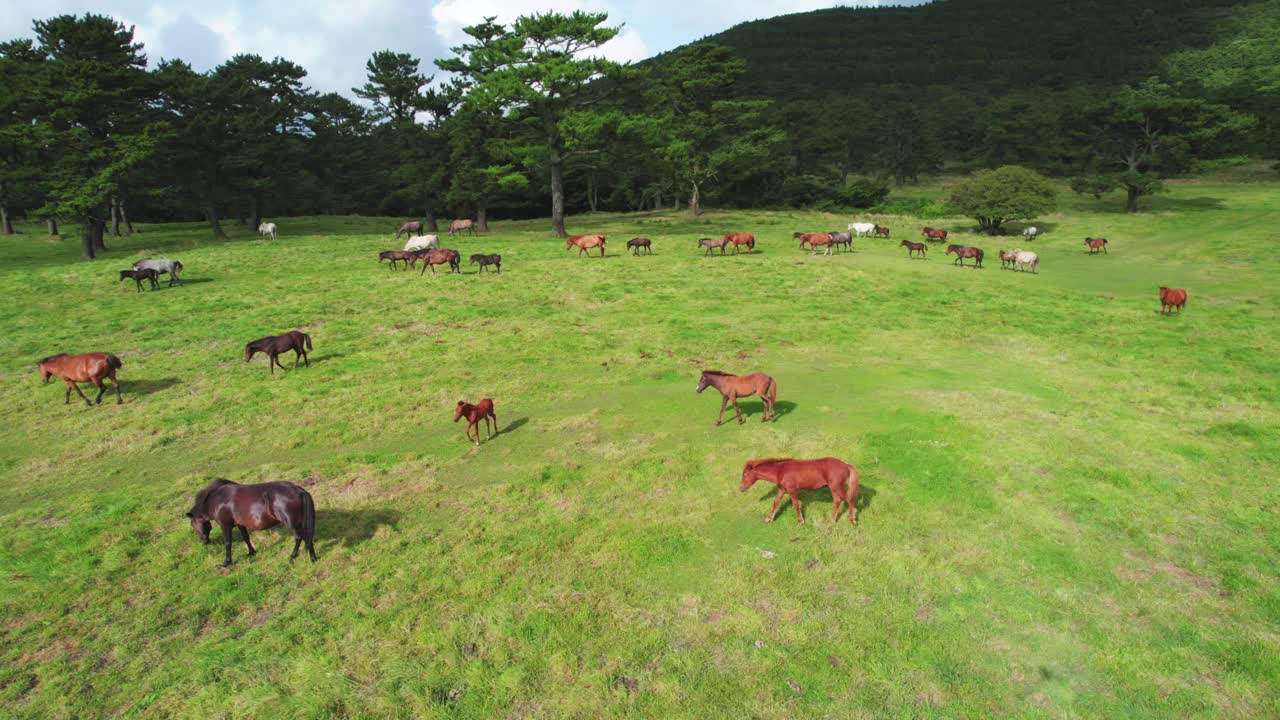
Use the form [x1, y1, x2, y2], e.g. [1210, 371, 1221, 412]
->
[404, 234, 439, 252]
[1022, 226, 1038, 241]
[848, 222, 876, 237]
[1011, 249, 1039, 273]
[132, 258, 184, 286]
[258, 222, 277, 240]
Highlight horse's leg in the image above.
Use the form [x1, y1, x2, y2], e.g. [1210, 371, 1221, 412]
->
[240, 526, 256, 556]
[731, 395, 745, 424]
[790, 490, 804, 524]
[93, 378, 106, 405]
[716, 396, 728, 426]
[830, 484, 844, 523]
[489, 413, 497, 438]
[766, 488, 785, 523]
[221, 520, 235, 566]
[69, 381, 91, 407]
[112, 372, 122, 404]
[269, 353, 278, 375]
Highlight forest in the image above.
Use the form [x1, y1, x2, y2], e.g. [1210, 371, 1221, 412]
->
[0, 0, 1276, 254]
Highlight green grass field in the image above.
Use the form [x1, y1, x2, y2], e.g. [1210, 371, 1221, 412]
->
[1, 176, 1278, 719]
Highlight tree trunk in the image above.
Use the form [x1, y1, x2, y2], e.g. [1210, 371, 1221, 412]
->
[248, 193, 261, 234]
[1126, 185, 1139, 213]
[120, 201, 134, 234]
[550, 154, 567, 238]
[48, 219, 58, 236]
[0, 205, 13, 235]
[111, 197, 121, 237]
[476, 203, 489, 233]
[205, 205, 228, 241]
[80, 219, 96, 260]
[673, 195, 680, 212]
[586, 171, 598, 213]
[91, 217, 107, 252]
[424, 209, 438, 232]
[690, 181, 702, 217]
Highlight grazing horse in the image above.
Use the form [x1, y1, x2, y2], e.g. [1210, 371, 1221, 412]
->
[829, 231, 853, 253]
[740, 457, 859, 525]
[698, 237, 730, 256]
[567, 234, 606, 257]
[627, 238, 652, 255]
[873, 224, 891, 239]
[404, 234, 439, 252]
[133, 259, 183, 286]
[119, 268, 159, 291]
[454, 399, 497, 445]
[900, 239, 927, 258]
[245, 330, 312, 375]
[379, 250, 416, 270]
[37, 352, 123, 406]
[258, 222, 277, 240]
[470, 253, 501, 273]
[395, 221, 424, 240]
[1085, 237, 1109, 254]
[848, 222, 876, 237]
[695, 370, 778, 425]
[418, 248, 461, 274]
[1159, 287, 1188, 315]
[449, 219, 477, 236]
[1022, 226, 1038, 241]
[922, 227, 948, 242]
[946, 244, 984, 268]
[1011, 249, 1039, 273]
[799, 233, 835, 256]
[186, 479, 317, 567]
[724, 232, 755, 254]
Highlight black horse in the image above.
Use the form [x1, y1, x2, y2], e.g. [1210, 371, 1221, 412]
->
[119, 268, 160, 291]
[187, 479, 317, 567]
[245, 331, 312, 374]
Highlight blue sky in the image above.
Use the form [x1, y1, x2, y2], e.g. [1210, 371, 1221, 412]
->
[2, 1, 927, 94]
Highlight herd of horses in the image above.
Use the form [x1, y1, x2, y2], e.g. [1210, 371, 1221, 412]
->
[38, 215, 1191, 567]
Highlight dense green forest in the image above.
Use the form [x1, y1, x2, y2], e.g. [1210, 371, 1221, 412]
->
[0, 0, 1276, 254]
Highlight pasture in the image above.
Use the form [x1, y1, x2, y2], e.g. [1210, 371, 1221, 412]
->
[1, 176, 1278, 719]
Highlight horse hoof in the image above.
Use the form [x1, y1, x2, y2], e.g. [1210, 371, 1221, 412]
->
[764, 518, 773, 523]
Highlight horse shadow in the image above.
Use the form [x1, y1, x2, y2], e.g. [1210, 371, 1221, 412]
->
[500, 417, 529, 434]
[755, 483, 877, 521]
[172, 277, 214, 286]
[128, 377, 180, 397]
[737, 400, 797, 421]
[306, 352, 347, 367]
[318, 508, 400, 549]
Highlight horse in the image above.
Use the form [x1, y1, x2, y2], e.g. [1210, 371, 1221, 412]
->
[829, 231, 853, 253]
[799, 233, 834, 256]
[740, 457, 859, 525]
[37, 352, 123, 406]
[696, 370, 778, 425]
[922, 227, 948, 243]
[698, 237, 730, 256]
[449, 219, 477, 236]
[1022, 226, 1038, 241]
[258, 222, 277, 240]
[395, 221, 424, 240]
[1086, 237, 1109, 254]
[132, 259, 183, 286]
[245, 331, 312, 375]
[567, 234, 606, 257]
[724, 232, 755, 254]
[379, 250, 416, 270]
[1159, 287, 1188, 315]
[899, 239, 927, 258]
[417, 248, 461, 274]
[404, 234, 439, 252]
[793, 231, 813, 250]
[873, 224, 891, 239]
[946, 244, 984, 268]
[455, 399, 497, 445]
[186, 479, 317, 567]
[627, 238, 652, 255]
[470, 253, 501, 273]
[1011, 249, 1039, 273]
[998, 249, 1015, 269]
[119, 268, 159, 291]
[848, 222, 876, 237]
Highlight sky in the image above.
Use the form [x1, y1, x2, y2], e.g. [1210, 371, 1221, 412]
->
[1, 0, 927, 95]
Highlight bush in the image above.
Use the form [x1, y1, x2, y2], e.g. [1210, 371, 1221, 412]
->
[1070, 174, 1117, 200]
[948, 165, 1056, 234]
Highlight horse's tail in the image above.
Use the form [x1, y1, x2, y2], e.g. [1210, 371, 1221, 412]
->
[300, 489, 316, 544]
[845, 463, 860, 518]
[766, 376, 777, 406]
[106, 354, 123, 370]
[304, 333, 313, 351]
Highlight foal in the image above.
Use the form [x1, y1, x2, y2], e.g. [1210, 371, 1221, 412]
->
[696, 370, 778, 425]
[470, 254, 502, 273]
[899, 239, 927, 258]
[455, 399, 498, 445]
[245, 330, 312, 375]
[119, 268, 160, 291]
[379, 250, 415, 270]
[627, 238, 652, 255]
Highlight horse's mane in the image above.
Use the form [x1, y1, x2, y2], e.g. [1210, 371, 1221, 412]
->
[37, 353, 68, 364]
[744, 458, 789, 470]
[702, 370, 729, 376]
[190, 478, 238, 514]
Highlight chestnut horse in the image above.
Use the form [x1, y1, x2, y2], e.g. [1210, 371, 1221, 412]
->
[1159, 287, 1188, 315]
[38, 352, 123, 406]
[699, 237, 730, 256]
[627, 238, 652, 255]
[418, 248, 461, 274]
[186, 479, 317, 567]
[567, 234, 606, 257]
[740, 457, 860, 525]
[455, 398, 497, 445]
[1086, 237, 1109, 254]
[922, 227, 948, 242]
[793, 231, 813, 250]
[245, 330, 312, 375]
[797, 233, 834, 255]
[946, 244, 984, 268]
[873, 224, 891, 239]
[724, 232, 755, 254]
[900, 239, 927, 258]
[696, 370, 778, 425]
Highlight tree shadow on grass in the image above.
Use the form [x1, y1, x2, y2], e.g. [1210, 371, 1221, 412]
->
[318, 508, 401, 549]
[127, 377, 180, 398]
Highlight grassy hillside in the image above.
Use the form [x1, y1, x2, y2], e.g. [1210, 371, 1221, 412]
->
[1, 176, 1279, 718]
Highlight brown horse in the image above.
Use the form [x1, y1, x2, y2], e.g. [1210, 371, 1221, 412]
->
[740, 457, 859, 525]
[696, 370, 778, 425]
[800, 233, 835, 255]
[455, 398, 497, 445]
[922, 227, 948, 242]
[699, 237, 730, 256]
[724, 232, 755, 254]
[1159, 287, 1188, 315]
[450, 219, 477, 236]
[998, 249, 1015, 269]
[38, 352, 123, 406]
[187, 479, 317, 567]
[417, 248, 461, 274]
[567, 234, 606, 257]
[1086, 237, 1109, 254]
[119, 268, 160, 291]
[379, 250, 416, 270]
[793, 231, 813, 250]
[946, 244, 984, 268]
[245, 331, 312, 375]
[873, 224, 891, 238]
[900, 239, 927, 258]
[395, 221, 424, 240]
[470, 253, 501, 273]
[627, 238, 652, 255]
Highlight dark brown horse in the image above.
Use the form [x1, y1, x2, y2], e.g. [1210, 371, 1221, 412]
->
[699, 237, 730, 256]
[455, 398, 497, 445]
[922, 227, 948, 242]
[873, 224, 891, 238]
[740, 457, 859, 525]
[1159, 287, 1188, 315]
[187, 479, 317, 567]
[724, 232, 755, 254]
[566, 234, 606, 257]
[900, 239, 927, 258]
[1086, 237, 1109, 254]
[418, 248, 461, 274]
[946, 244, 984, 268]
[627, 238, 652, 255]
[829, 231, 853, 253]
[696, 370, 778, 425]
[119, 268, 159, 291]
[38, 352, 123, 406]
[470, 253, 501, 273]
[379, 250, 416, 270]
[395, 221, 424, 240]
[245, 331, 312, 375]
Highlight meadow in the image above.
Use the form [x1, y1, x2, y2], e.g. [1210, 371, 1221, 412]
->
[1, 174, 1278, 719]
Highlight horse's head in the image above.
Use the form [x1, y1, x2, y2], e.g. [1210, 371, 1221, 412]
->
[454, 401, 468, 422]
[695, 372, 713, 394]
[244, 344, 257, 362]
[740, 461, 769, 492]
[565, 238, 575, 250]
[118, 271, 130, 281]
[186, 511, 212, 543]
